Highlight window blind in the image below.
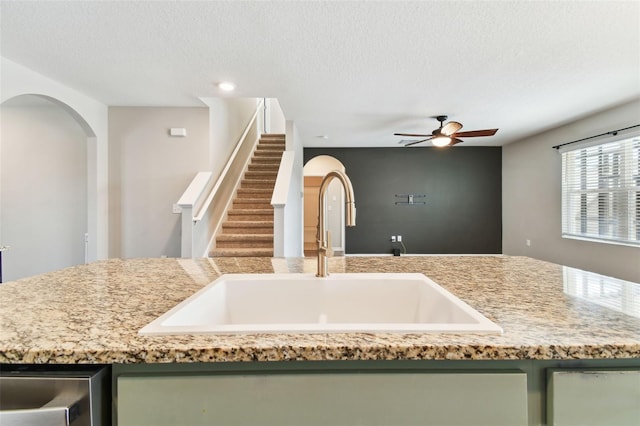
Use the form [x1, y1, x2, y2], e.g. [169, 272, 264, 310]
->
[561, 135, 640, 246]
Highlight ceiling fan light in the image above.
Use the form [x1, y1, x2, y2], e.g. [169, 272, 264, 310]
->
[432, 136, 451, 147]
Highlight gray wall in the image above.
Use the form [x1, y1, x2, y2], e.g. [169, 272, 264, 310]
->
[304, 147, 502, 255]
[503, 98, 640, 282]
[1, 95, 87, 281]
[109, 107, 210, 258]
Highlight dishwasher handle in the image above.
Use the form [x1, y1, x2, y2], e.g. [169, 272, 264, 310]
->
[0, 390, 85, 426]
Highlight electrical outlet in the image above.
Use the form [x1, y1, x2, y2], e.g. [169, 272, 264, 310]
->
[172, 204, 182, 214]
[397, 235, 402, 242]
[526, 239, 531, 247]
[391, 236, 396, 243]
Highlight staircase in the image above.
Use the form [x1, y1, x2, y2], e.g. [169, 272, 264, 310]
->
[210, 134, 285, 257]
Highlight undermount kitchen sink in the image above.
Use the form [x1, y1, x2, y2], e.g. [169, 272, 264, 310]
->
[139, 273, 502, 335]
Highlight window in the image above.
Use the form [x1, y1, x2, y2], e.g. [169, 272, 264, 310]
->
[561, 134, 640, 246]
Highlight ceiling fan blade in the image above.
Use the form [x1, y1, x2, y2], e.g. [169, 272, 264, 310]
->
[394, 132, 431, 137]
[404, 137, 432, 147]
[441, 121, 463, 136]
[449, 137, 465, 146]
[452, 128, 498, 138]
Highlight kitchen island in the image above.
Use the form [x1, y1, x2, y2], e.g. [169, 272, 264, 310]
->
[1, 256, 639, 425]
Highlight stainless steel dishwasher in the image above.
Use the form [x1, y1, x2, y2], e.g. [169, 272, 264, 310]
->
[0, 365, 110, 426]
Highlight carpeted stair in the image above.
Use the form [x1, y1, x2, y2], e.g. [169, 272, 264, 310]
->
[210, 134, 285, 257]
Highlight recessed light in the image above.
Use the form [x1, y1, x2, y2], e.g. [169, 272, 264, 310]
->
[316, 135, 329, 139]
[217, 82, 236, 92]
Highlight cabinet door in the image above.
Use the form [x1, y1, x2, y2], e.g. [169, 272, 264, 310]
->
[117, 371, 527, 426]
[547, 369, 640, 426]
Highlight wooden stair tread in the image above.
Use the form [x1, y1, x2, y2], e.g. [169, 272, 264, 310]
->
[228, 208, 272, 213]
[245, 171, 278, 177]
[237, 187, 272, 192]
[242, 178, 276, 182]
[224, 220, 273, 226]
[233, 197, 272, 202]
[210, 248, 274, 257]
[217, 234, 273, 241]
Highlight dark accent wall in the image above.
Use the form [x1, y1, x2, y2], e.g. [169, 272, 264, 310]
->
[304, 147, 502, 254]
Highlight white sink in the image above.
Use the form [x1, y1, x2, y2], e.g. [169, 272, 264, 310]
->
[139, 273, 502, 335]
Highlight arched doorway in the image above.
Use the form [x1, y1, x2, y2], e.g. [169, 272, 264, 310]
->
[303, 155, 347, 257]
[1, 94, 93, 281]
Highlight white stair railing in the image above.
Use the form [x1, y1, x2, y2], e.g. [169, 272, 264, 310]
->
[176, 172, 213, 258]
[271, 120, 304, 257]
[178, 99, 264, 258]
[271, 150, 295, 257]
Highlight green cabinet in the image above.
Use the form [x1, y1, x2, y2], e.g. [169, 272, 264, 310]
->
[547, 369, 640, 426]
[117, 371, 528, 426]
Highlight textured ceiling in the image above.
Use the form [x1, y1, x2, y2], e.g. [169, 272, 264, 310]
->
[1, 1, 639, 147]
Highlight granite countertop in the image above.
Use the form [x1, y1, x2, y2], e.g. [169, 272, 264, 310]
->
[1, 256, 639, 364]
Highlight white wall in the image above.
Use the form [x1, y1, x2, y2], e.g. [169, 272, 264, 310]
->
[283, 121, 304, 257]
[503, 98, 640, 282]
[0, 57, 109, 262]
[109, 107, 209, 258]
[266, 98, 286, 135]
[201, 98, 261, 178]
[1, 97, 87, 281]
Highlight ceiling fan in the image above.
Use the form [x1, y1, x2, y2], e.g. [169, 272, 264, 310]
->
[395, 115, 498, 147]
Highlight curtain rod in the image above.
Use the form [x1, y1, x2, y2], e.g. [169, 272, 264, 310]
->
[552, 124, 640, 150]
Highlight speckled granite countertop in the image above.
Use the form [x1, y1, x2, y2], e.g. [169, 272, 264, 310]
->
[1, 256, 639, 364]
